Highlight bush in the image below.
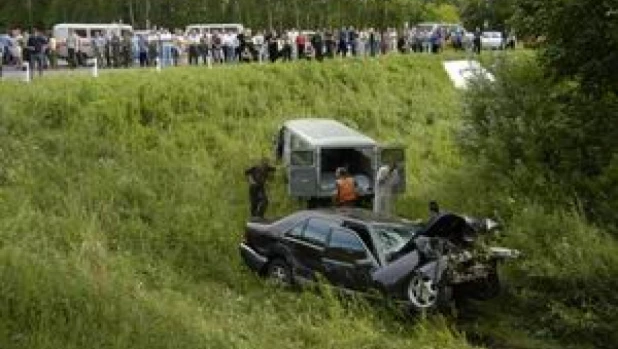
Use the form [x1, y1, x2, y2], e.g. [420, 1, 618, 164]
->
[461, 55, 618, 233]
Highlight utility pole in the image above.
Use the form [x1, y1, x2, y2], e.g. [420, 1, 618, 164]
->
[129, 0, 135, 28]
[146, 0, 151, 29]
[27, 0, 33, 31]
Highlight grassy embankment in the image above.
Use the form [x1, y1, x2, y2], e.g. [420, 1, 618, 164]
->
[0, 54, 616, 349]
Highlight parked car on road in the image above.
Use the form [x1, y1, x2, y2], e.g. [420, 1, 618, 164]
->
[53, 23, 134, 61]
[273, 118, 405, 205]
[239, 208, 520, 312]
[481, 31, 505, 50]
[184, 23, 244, 37]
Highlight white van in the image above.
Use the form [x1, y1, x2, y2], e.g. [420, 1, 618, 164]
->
[53, 23, 133, 59]
[184, 23, 244, 36]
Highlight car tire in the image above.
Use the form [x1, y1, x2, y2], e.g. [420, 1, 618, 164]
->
[266, 258, 293, 286]
[406, 272, 451, 312]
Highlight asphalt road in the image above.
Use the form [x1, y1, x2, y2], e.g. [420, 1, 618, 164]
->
[0, 64, 156, 81]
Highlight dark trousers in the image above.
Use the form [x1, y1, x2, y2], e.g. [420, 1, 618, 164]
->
[139, 52, 148, 67]
[249, 185, 268, 218]
[338, 43, 348, 57]
[68, 48, 76, 68]
[189, 45, 199, 65]
[29, 53, 45, 78]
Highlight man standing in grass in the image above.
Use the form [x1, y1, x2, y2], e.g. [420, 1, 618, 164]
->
[374, 162, 400, 216]
[122, 32, 133, 68]
[188, 29, 200, 65]
[47, 31, 57, 69]
[473, 27, 482, 54]
[245, 158, 276, 219]
[66, 29, 79, 68]
[27, 28, 48, 79]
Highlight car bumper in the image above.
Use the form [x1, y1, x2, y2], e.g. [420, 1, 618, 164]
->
[239, 243, 268, 272]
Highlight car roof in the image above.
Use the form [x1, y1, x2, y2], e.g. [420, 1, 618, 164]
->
[299, 208, 417, 225]
[283, 118, 376, 147]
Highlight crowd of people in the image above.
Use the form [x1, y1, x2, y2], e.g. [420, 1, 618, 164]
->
[1, 24, 510, 79]
[176, 26, 475, 66]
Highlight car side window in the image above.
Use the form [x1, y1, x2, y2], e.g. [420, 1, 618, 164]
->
[291, 150, 314, 166]
[343, 221, 378, 260]
[290, 133, 310, 150]
[301, 218, 331, 246]
[328, 228, 368, 260]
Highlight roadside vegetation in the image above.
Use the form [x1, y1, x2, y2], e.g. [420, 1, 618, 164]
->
[0, 52, 616, 349]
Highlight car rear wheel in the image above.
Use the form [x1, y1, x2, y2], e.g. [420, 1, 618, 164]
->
[266, 259, 292, 286]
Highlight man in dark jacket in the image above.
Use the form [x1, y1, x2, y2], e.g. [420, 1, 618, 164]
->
[311, 31, 324, 62]
[473, 27, 482, 54]
[27, 28, 48, 78]
[245, 158, 276, 218]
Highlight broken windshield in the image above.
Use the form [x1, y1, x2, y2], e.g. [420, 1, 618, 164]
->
[372, 223, 423, 259]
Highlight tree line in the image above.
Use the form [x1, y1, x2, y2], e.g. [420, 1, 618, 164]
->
[0, 0, 468, 31]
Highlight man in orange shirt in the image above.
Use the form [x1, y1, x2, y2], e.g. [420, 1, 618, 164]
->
[334, 167, 358, 207]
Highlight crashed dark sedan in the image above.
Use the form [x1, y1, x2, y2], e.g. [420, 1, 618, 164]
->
[239, 208, 519, 311]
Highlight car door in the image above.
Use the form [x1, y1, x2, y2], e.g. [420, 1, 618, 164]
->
[282, 218, 332, 282]
[289, 149, 317, 198]
[321, 227, 377, 291]
[376, 145, 406, 194]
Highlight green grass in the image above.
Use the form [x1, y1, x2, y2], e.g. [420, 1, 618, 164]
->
[0, 54, 616, 349]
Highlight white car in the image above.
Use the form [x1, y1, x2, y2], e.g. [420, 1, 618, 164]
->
[481, 31, 505, 50]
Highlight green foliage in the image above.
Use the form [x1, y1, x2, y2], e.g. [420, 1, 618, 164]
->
[461, 56, 573, 205]
[0, 56, 472, 349]
[512, 0, 618, 94]
[501, 207, 618, 349]
[425, 3, 461, 23]
[462, 0, 618, 228]
[459, 1, 618, 344]
[1, 0, 436, 31]
[455, 0, 516, 31]
[0, 54, 616, 349]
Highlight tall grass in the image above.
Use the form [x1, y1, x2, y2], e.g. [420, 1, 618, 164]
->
[0, 55, 616, 349]
[0, 56, 474, 349]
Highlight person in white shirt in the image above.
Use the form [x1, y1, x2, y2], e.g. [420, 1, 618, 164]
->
[287, 28, 298, 59]
[66, 30, 80, 68]
[252, 30, 265, 62]
[201, 32, 212, 65]
[188, 29, 200, 65]
[389, 28, 398, 53]
[374, 162, 400, 216]
[230, 32, 239, 62]
[222, 31, 234, 62]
